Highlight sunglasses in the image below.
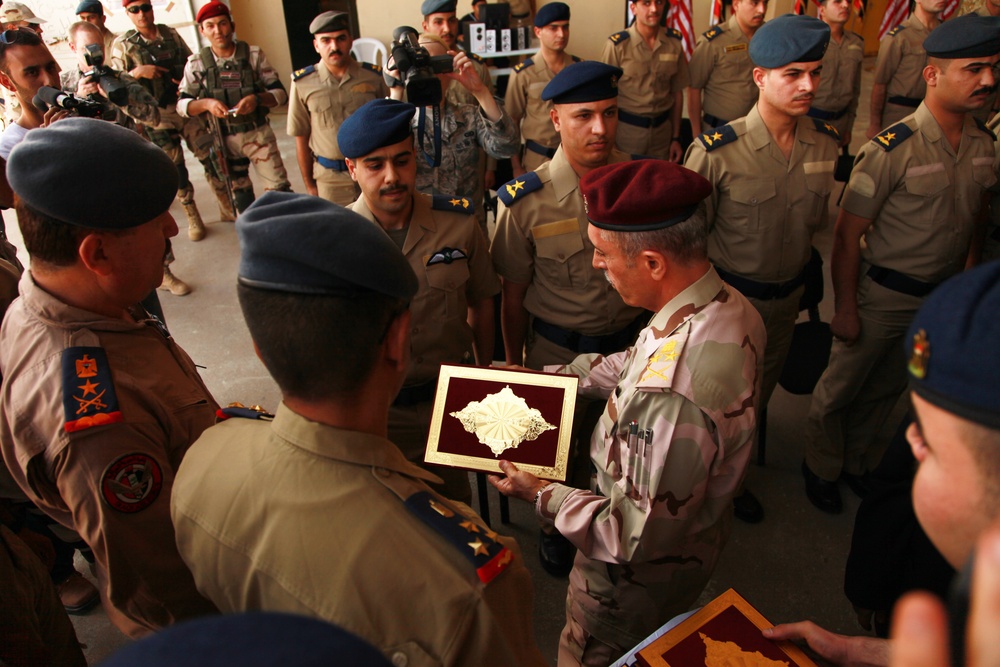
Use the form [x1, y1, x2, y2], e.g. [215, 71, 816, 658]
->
[126, 4, 153, 14]
[0, 28, 38, 44]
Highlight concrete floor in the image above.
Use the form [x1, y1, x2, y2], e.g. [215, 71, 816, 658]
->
[0, 56, 901, 665]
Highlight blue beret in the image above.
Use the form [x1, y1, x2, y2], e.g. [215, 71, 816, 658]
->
[924, 14, 1000, 58]
[8, 117, 177, 230]
[542, 60, 622, 104]
[309, 10, 350, 34]
[76, 0, 103, 14]
[749, 14, 830, 67]
[906, 260, 1000, 429]
[535, 2, 570, 27]
[338, 98, 416, 159]
[237, 191, 418, 301]
[98, 612, 393, 667]
[422, 0, 457, 15]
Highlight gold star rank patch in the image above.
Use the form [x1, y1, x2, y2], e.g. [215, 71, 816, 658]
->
[497, 171, 543, 206]
[872, 122, 912, 152]
[62, 347, 123, 433]
[432, 194, 476, 215]
[697, 124, 737, 152]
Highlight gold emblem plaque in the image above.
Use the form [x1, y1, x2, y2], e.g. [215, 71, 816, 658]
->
[424, 365, 578, 481]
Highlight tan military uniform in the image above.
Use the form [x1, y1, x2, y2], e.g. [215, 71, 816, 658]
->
[172, 404, 548, 667]
[288, 59, 388, 205]
[806, 103, 996, 482]
[810, 30, 864, 141]
[684, 106, 839, 404]
[600, 26, 690, 159]
[505, 52, 579, 172]
[0, 273, 219, 638]
[538, 268, 764, 655]
[351, 192, 500, 502]
[873, 14, 933, 130]
[59, 67, 161, 127]
[689, 14, 758, 132]
[491, 146, 644, 369]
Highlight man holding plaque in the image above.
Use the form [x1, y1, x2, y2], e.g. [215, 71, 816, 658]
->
[490, 159, 766, 667]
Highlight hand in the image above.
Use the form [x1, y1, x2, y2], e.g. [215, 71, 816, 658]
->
[865, 124, 881, 140]
[841, 130, 853, 149]
[76, 78, 100, 97]
[446, 50, 486, 95]
[488, 460, 546, 502]
[764, 621, 889, 667]
[203, 98, 231, 118]
[131, 64, 169, 80]
[668, 139, 683, 163]
[830, 308, 861, 346]
[41, 107, 72, 127]
[305, 182, 319, 197]
[233, 94, 258, 116]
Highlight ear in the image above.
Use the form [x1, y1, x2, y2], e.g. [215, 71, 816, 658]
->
[345, 157, 360, 182]
[923, 64, 938, 87]
[642, 249, 668, 281]
[550, 107, 561, 132]
[76, 232, 114, 277]
[0, 71, 14, 94]
[383, 309, 412, 372]
[752, 66, 766, 90]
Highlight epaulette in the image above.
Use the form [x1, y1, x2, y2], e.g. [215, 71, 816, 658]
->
[360, 61, 382, 74]
[432, 194, 475, 214]
[497, 171, 543, 206]
[512, 57, 533, 73]
[702, 25, 724, 41]
[405, 491, 513, 584]
[62, 347, 123, 433]
[812, 118, 841, 142]
[666, 27, 683, 40]
[609, 30, 630, 44]
[696, 124, 738, 151]
[571, 55, 581, 62]
[975, 116, 997, 141]
[467, 51, 485, 63]
[887, 24, 904, 36]
[216, 402, 274, 421]
[292, 64, 316, 81]
[871, 122, 913, 152]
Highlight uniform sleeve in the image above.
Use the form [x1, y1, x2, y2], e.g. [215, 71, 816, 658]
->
[465, 221, 502, 303]
[252, 47, 288, 106]
[687, 40, 713, 89]
[490, 202, 535, 283]
[847, 37, 864, 126]
[475, 103, 520, 160]
[599, 39, 619, 67]
[671, 51, 691, 93]
[121, 73, 161, 126]
[174, 28, 193, 60]
[109, 35, 129, 71]
[504, 70, 528, 126]
[840, 144, 897, 219]
[286, 79, 309, 137]
[682, 141, 719, 229]
[176, 56, 201, 116]
[873, 35, 902, 86]
[546, 351, 627, 401]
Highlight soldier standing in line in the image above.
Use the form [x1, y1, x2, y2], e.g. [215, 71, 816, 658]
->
[178, 0, 291, 214]
[506, 2, 578, 176]
[810, 0, 864, 147]
[288, 11, 388, 206]
[601, 0, 689, 162]
[687, 0, 768, 133]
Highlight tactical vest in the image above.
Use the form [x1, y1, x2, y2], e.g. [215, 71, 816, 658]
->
[199, 41, 266, 129]
[123, 26, 185, 107]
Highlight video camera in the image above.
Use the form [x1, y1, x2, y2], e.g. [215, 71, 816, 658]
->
[83, 43, 129, 107]
[33, 86, 105, 118]
[389, 26, 453, 107]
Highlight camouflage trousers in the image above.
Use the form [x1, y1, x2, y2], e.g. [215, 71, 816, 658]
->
[147, 106, 227, 207]
[222, 123, 291, 193]
[557, 599, 625, 667]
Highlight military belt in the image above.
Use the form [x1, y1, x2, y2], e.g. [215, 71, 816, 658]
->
[316, 156, 348, 172]
[219, 116, 267, 136]
[393, 379, 438, 407]
[866, 265, 938, 297]
[525, 139, 557, 158]
[618, 108, 671, 129]
[715, 266, 806, 301]
[532, 314, 646, 355]
[702, 112, 729, 128]
[807, 106, 849, 121]
[887, 95, 922, 108]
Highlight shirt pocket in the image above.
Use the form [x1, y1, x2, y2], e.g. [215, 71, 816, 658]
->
[306, 94, 338, 130]
[348, 82, 378, 112]
[803, 161, 835, 231]
[654, 52, 680, 85]
[971, 156, 997, 190]
[532, 219, 587, 288]
[727, 177, 776, 233]
[904, 163, 949, 197]
[423, 260, 470, 320]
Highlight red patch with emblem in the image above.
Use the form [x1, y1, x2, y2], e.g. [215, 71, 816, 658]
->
[100, 453, 163, 513]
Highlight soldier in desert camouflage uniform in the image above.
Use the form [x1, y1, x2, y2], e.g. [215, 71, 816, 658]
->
[490, 159, 765, 667]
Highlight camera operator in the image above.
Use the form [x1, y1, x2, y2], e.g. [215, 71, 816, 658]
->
[388, 31, 518, 234]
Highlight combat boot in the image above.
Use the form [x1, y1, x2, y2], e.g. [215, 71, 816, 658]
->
[183, 202, 206, 241]
[214, 187, 236, 222]
[159, 266, 191, 296]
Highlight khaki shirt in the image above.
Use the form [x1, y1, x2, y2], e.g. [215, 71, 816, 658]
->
[287, 59, 389, 168]
[172, 404, 547, 667]
[504, 52, 578, 151]
[684, 105, 839, 282]
[491, 146, 644, 336]
[873, 14, 932, 127]
[842, 103, 996, 282]
[599, 25, 690, 116]
[350, 193, 500, 386]
[539, 268, 765, 648]
[811, 30, 864, 139]
[688, 14, 758, 124]
[0, 273, 219, 637]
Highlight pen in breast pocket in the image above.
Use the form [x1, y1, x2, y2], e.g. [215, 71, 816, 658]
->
[627, 421, 638, 487]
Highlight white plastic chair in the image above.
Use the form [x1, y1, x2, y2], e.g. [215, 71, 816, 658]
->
[351, 37, 388, 68]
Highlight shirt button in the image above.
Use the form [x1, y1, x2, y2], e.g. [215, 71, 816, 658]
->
[750, 197, 757, 204]
[557, 253, 565, 259]
[391, 652, 408, 667]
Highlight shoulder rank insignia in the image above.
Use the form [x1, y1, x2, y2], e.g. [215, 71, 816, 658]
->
[702, 25, 723, 41]
[62, 347, 123, 433]
[610, 30, 630, 44]
[872, 122, 913, 152]
[975, 116, 997, 141]
[497, 171, 543, 207]
[667, 27, 683, 40]
[426, 247, 468, 266]
[513, 57, 533, 73]
[292, 64, 316, 81]
[100, 452, 163, 514]
[888, 24, 904, 36]
[217, 402, 274, 421]
[432, 194, 475, 214]
[697, 124, 738, 151]
[360, 61, 382, 74]
[405, 491, 513, 584]
[467, 51, 485, 63]
[812, 118, 841, 142]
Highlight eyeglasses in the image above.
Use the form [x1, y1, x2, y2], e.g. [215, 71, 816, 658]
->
[0, 28, 38, 44]
[126, 4, 153, 14]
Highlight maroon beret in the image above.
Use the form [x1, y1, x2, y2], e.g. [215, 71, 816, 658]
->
[580, 159, 712, 232]
[196, 0, 230, 23]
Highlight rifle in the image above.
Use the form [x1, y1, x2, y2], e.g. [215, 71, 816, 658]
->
[205, 112, 238, 216]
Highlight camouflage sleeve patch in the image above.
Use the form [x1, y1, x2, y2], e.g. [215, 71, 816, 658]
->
[609, 30, 630, 44]
[497, 171, 543, 206]
[667, 27, 683, 40]
[812, 118, 841, 142]
[292, 64, 316, 81]
[887, 24, 904, 36]
[975, 116, 997, 141]
[404, 491, 513, 584]
[702, 25, 723, 41]
[696, 124, 738, 151]
[62, 347, 123, 433]
[512, 58, 533, 73]
[431, 194, 475, 214]
[871, 122, 913, 152]
[100, 452, 163, 513]
[360, 62, 383, 74]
